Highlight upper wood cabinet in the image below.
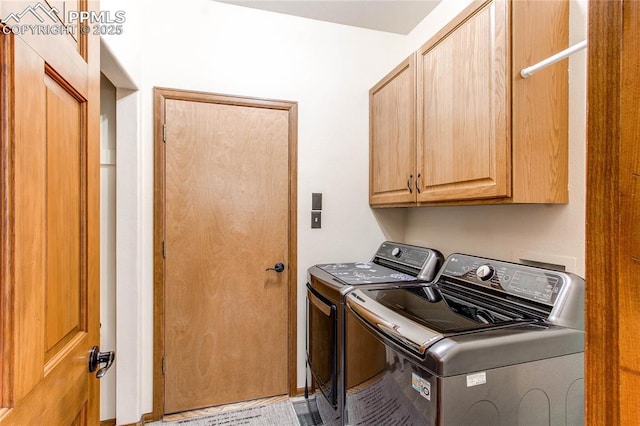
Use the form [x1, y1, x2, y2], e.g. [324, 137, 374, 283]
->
[369, 54, 417, 205]
[417, 0, 510, 202]
[369, 0, 569, 207]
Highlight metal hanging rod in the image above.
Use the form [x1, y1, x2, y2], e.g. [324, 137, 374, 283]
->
[520, 40, 587, 79]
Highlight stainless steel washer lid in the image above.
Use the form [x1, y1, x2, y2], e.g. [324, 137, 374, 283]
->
[346, 289, 446, 355]
[347, 287, 584, 377]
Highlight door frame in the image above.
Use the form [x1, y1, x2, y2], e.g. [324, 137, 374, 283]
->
[99, 38, 141, 424]
[152, 87, 298, 420]
[585, 0, 639, 423]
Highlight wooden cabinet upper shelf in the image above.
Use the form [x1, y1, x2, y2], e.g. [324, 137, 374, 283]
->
[369, 0, 569, 207]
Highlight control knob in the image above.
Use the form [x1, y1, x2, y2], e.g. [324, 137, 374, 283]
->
[391, 247, 402, 258]
[476, 264, 495, 281]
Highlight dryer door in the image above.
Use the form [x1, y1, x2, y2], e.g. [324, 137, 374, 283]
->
[306, 283, 338, 407]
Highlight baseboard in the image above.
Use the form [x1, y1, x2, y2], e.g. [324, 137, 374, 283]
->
[110, 412, 153, 426]
[141, 412, 154, 424]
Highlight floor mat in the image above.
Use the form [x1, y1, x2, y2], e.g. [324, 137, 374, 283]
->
[153, 401, 300, 425]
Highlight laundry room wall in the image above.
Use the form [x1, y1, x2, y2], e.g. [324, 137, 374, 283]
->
[102, 0, 407, 422]
[400, 0, 588, 276]
[100, 0, 588, 422]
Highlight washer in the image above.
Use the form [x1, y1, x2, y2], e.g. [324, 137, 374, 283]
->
[343, 253, 585, 425]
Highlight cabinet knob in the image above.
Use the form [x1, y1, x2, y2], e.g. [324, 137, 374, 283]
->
[415, 173, 422, 194]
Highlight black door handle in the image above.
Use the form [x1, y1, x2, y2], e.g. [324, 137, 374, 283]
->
[266, 262, 285, 273]
[88, 345, 115, 379]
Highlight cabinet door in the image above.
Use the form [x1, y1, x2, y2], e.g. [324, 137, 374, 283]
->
[417, 0, 510, 202]
[370, 54, 416, 205]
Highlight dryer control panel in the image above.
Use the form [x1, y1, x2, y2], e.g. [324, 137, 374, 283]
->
[373, 242, 443, 282]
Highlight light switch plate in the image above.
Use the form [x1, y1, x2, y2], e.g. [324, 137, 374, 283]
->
[311, 211, 321, 229]
[312, 193, 322, 210]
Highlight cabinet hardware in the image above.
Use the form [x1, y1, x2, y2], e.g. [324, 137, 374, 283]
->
[416, 173, 422, 194]
[407, 174, 414, 194]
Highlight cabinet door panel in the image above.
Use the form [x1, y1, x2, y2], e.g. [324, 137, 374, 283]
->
[370, 55, 416, 205]
[417, 0, 510, 202]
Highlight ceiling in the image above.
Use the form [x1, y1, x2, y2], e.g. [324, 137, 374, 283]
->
[215, 1, 442, 35]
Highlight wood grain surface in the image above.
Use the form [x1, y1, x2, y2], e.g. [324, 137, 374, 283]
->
[0, 1, 100, 423]
[44, 73, 83, 362]
[11, 34, 47, 402]
[586, 0, 640, 424]
[417, 0, 510, 202]
[369, 54, 416, 205]
[511, 0, 568, 203]
[371, 0, 568, 207]
[616, 0, 640, 423]
[163, 97, 291, 413]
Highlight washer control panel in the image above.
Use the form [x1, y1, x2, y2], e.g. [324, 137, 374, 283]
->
[442, 254, 566, 306]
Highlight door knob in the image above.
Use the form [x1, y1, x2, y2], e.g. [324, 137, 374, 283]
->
[88, 345, 115, 379]
[266, 262, 285, 273]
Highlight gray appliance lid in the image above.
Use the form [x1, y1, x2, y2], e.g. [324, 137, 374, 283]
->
[316, 262, 419, 285]
[313, 241, 443, 286]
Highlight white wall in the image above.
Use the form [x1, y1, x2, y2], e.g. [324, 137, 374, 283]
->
[102, 0, 407, 421]
[401, 0, 588, 276]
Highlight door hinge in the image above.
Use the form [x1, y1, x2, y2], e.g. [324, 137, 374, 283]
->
[162, 356, 166, 374]
[163, 124, 167, 143]
[162, 240, 166, 258]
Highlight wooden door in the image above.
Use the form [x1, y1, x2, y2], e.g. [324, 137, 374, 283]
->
[155, 90, 297, 415]
[416, 0, 510, 202]
[369, 54, 417, 206]
[0, 1, 100, 424]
